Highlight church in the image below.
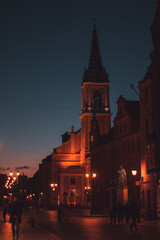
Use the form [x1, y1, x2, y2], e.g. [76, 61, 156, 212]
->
[33, 22, 111, 209]
[33, 2, 160, 219]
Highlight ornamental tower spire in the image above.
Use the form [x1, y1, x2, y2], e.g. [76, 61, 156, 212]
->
[82, 23, 109, 83]
[88, 21, 102, 69]
[80, 22, 111, 155]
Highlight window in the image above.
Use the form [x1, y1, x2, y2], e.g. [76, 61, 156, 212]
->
[93, 91, 102, 109]
[70, 178, 76, 185]
[145, 119, 149, 137]
[119, 107, 122, 116]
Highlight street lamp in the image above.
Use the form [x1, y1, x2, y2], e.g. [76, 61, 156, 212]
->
[92, 173, 97, 178]
[50, 183, 58, 209]
[85, 172, 97, 214]
[132, 170, 137, 176]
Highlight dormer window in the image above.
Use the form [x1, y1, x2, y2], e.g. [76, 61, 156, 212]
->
[119, 107, 122, 116]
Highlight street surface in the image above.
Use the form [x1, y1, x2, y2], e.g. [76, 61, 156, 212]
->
[1, 207, 160, 240]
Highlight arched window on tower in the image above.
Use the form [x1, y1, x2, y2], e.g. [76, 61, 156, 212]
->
[93, 91, 102, 110]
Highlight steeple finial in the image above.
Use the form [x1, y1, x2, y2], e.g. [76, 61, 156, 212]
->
[88, 18, 102, 69]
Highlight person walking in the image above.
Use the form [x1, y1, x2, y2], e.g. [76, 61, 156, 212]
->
[29, 204, 36, 227]
[124, 202, 130, 224]
[57, 205, 64, 223]
[117, 202, 123, 224]
[109, 203, 116, 225]
[3, 202, 8, 223]
[9, 196, 22, 240]
[130, 197, 140, 231]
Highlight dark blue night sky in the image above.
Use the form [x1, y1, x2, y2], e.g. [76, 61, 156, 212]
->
[0, 0, 156, 176]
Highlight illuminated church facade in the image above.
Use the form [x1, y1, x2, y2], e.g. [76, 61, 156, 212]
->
[50, 23, 111, 207]
[33, 2, 160, 219]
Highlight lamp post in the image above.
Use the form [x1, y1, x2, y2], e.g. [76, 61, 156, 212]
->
[5, 171, 20, 194]
[85, 172, 97, 214]
[50, 183, 58, 209]
[132, 169, 143, 218]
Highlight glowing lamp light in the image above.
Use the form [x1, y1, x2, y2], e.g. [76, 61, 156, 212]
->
[92, 173, 97, 178]
[9, 171, 13, 176]
[132, 170, 137, 176]
[16, 171, 20, 176]
[85, 173, 89, 178]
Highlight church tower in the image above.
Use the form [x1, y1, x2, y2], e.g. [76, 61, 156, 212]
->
[80, 23, 111, 160]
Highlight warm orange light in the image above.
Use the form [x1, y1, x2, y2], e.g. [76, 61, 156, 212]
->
[52, 188, 55, 191]
[92, 173, 96, 178]
[9, 171, 13, 176]
[85, 173, 89, 178]
[50, 183, 54, 187]
[132, 170, 137, 176]
[41, 192, 43, 195]
[55, 184, 58, 187]
[16, 171, 20, 176]
[13, 177, 16, 181]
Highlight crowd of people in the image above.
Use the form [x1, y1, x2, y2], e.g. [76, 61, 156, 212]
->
[1, 194, 140, 239]
[2, 195, 36, 240]
[109, 197, 140, 231]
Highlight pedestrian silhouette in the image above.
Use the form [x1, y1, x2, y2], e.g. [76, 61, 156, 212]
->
[124, 202, 130, 224]
[57, 205, 64, 223]
[29, 203, 36, 227]
[130, 197, 140, 231]
[3, 202, 8, 223]
[109, 203, 116, 225]
[8, 196, 22, 240]
[117, 202, 123, 224]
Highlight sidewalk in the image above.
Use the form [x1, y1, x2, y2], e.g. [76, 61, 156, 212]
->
[0, 213, 60, 240]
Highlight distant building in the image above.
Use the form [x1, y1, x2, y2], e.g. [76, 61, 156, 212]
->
[0, 174, 7, 205]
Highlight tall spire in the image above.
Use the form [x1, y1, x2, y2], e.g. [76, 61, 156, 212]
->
[89, 22, 102, 69]
[82, 22, 109, 83]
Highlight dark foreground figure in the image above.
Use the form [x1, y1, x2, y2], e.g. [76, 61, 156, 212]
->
[129, 197, 139, 231]
[9, 196, 22, 240]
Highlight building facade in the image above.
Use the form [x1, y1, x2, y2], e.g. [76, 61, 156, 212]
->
[33, 23, 111, 208]
[33, 3, 160, 218]
[90, 96, 141, 214]
[90, 3, 160, 218]
[138, 1, 160, 219]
